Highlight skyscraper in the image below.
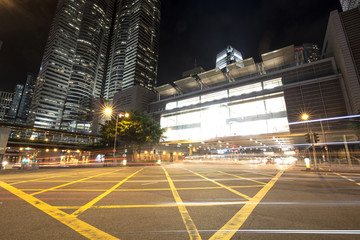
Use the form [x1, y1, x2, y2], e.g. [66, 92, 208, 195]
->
[17, 73, 37, 123]
[104, 0, 161, 100]
[7, 84, 24, 121]
[340, 0, 359, 11]
[216, 45, 243, 70]
[30, 0, 161, 131]
[0, 91, 13, 121]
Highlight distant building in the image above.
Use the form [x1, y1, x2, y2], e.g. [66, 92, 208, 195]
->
[17, 73, 37, 123]
[295, 43, 320, 64]
[340, 0, 359, 11]
[7, 84, 24, 121]
[0, 91, 13, 121]
[322, 8, 360, 114]
[216, 45, 243, 70]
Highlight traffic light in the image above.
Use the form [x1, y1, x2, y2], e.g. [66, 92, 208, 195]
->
[305, 133, 311, 143]
[313, 133, 320, 143]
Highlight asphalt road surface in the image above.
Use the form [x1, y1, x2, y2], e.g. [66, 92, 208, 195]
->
[1, 163, 360, 240]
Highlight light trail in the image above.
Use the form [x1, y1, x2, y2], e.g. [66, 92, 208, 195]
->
[289, 114, 360, 125]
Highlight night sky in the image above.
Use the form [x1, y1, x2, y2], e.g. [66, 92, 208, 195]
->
[0, 0, 342, 92]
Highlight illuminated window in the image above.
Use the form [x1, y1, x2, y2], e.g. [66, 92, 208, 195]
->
[201, 90, 227, 103]
[263, 78, 282, 90]
[177, 97, 199, 108]
[229, 83, 262, 97]
[165, 101, 177, 110]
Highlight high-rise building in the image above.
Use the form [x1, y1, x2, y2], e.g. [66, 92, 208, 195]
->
[0, 91, 13, 121]
[8, 84, 24, 121]
[322, 8, 360, 114]
[340, 0, 359, 11]
[104, 0, 161, 100]
[7, 73, 36, 123]
[216, 45, 243, 70]
[17, 73, 37, 123]
[30, 0, 161, 131]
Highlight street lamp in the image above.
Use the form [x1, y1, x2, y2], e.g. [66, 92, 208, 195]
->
[301, 113, 309, 121]
[103, 107, 129, 162]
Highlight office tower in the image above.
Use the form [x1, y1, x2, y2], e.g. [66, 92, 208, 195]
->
[30, 0, 161, 131]
[340, 0, 359, 11]
[295, 43, 320, 64]
[105, 0, 161, 100]
[7, 73, 36, 123]
[8, 84, 24, 121]
[30, 0, 115, 130]
[17, 73, 37, 123]
[322, 8, 360, 114]
[216, 45, 243, 70]
[0, 91, 13, 121]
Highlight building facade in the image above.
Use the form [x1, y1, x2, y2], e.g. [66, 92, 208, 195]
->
[322, 8, 360, 114]
[150, 45, 350, 148]
[216, 45, 243, 70]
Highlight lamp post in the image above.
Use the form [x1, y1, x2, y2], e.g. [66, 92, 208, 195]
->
[104, 107, 129, 163]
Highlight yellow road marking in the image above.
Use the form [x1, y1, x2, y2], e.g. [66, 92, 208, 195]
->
[334, 173, 360, 186]
[18, 184, 264, 193]
[31, 169, 123, 196]
[0, 180, 119, 240]
[218, 171, 267, 185]
[10, 170, 97, 185]
[209, 169, 286, 240]
[162, 166, 201, 240]
[241, 170, 275, 178]
[71, 168, 144, 217]
[56, 201, 249, 209]
[186, 169, 251, 200]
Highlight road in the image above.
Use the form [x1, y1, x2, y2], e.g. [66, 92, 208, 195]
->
[1, 163, 360, 240]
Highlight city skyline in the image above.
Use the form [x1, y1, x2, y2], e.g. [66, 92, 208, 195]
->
[0, 0, 342, 92]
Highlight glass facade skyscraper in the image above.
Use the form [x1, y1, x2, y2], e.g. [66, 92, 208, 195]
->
[340, 0, 359, 11]
[105, 0, 161, 100]
[216, 45, 243, 70]
[30, 0, 161, 131]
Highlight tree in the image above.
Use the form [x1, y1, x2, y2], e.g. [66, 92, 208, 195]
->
[100, 110, 165, 160]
